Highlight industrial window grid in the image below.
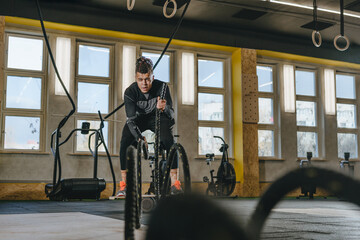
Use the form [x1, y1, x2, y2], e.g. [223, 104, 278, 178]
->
[336, 72, 360, 159]
[257, 63, 279, 158]
[0, 33, 47, 152]
[74, 41, 115, 153]
[295, 67, 321, 158]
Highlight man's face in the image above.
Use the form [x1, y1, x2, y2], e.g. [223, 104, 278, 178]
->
[136, 72, 154, 93]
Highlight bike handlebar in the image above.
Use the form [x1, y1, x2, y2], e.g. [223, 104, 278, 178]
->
[214, 136, 226, 144]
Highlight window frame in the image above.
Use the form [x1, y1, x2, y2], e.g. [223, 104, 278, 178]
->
[336, 72, 359, 159]
[74, 41, 114, 153]
[197, 55, 229, 157]
[257, 63, 279, 158]
[295, 67, 321, 158]
[140, 47, 175, 86]
[1, 32, 47, 152]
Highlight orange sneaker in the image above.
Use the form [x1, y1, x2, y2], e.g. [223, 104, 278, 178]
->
[116, 181, 126, 197]
[170, 180, 184, 195]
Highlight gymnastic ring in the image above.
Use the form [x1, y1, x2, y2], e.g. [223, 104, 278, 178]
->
[334, 34, 350, 51]
[311, 30, 322, 48]
[127, 0, 135, 11]
[163, 0, 177, 18]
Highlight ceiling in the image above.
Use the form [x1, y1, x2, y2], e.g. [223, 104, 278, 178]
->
[2, 0, 360, 64]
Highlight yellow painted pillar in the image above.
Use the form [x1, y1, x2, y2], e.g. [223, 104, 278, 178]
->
[231, 49, 244, 188]
[0, 16, 4, 110]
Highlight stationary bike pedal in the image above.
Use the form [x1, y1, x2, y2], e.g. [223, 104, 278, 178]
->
[203, 176, 209, 183]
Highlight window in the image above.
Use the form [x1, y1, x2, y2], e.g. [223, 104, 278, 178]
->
[142, 51, 171, 83]
[2, 34, 45, 151]
[197, 57, 227, 156]
[141, 50, 173, 151]
[336, 73, 358, 159]
[75, 42, 113, 152]
[295, 69, 319, 158]
[257, 64, 277, 157]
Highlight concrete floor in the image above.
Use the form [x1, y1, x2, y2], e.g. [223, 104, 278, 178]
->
[0, 198, 360, 239]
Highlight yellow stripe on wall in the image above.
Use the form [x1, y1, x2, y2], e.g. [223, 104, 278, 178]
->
[5, 16, 237, 53]
[257, 49, 360, 70]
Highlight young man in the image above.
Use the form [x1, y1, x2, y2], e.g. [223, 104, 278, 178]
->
[117, 56, 182, 197]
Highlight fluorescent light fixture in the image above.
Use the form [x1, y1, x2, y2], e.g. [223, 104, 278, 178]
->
[182, 52, 195, 105]
[122, 45, 136, 99]
[324, 69, 336, 115]
[55, 37, 71, 96]
[283, 64, 295, 113]
[265, 0, 360, 19]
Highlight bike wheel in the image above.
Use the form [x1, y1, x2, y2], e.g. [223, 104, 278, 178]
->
[161, 143, 191, 198]
[216, 162, 236, 196]
[125, 146, 140, 240]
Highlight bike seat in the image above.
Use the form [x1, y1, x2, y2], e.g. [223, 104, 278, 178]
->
[206, 153, 215, 158]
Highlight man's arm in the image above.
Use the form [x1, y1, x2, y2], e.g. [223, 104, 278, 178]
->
[124, 92, 143, 140]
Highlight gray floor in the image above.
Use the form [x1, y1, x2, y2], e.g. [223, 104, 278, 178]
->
[1, 198, 360, 239]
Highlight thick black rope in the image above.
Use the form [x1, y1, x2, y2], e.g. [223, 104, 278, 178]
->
[153, 0, 192, 70]
[36, 0, 76, 197]
[98, 111, 117, 196]
[154, 83, 167, 199]
[105, 0, 191, 119]
[340, 0, 344, 36]
[247, 167, 360, 240]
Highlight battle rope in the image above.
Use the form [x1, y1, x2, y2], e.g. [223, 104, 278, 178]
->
[334, 0, 349, 51]
[311, 0, 321, 47]
[36, 0, 76, 197]
[154, 83, 168, 199]
[107, 0, 191, 119]
[153, 0, 191, 70]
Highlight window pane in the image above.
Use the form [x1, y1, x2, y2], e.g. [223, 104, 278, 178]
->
[78, 45, 110, 77]
[4, 116, 40, 150]
[297, 131, 318, 157]
[198, 93, 224, 121]
[77, 82, 109, 113]
[198, 127, 224, 155]
[337, 104, 356, 128]
[259, 98, 273, 124]
[257, 66, 273, 92]
[296, 101, 316, 127]
[76, 120, 108, 152]
[336, 74, 355, 99]
[142, 52, 170, 83]
[198, 59, 223, 88]
[258, 130, 274, 156]
[338, 133, 358, 158]
[7, 36, 43, 71]
[6, 76, 42, 109]
[295, 70, 316, 96]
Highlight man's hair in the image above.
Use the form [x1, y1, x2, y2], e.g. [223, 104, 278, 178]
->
[136, 56, 154, 74]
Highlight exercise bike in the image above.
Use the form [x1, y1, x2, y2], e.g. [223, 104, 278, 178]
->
[203, 136, 236, 197]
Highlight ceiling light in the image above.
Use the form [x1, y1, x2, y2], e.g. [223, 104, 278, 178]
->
[264, 0, 360, 19]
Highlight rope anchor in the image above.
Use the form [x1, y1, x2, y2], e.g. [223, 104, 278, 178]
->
[163, 0, 177, 18]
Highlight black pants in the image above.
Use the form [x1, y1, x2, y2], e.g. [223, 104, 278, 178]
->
[120, 114, 177, 170]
